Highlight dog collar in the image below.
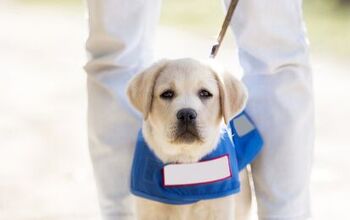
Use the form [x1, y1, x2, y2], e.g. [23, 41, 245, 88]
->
[130, 111, 263, 205]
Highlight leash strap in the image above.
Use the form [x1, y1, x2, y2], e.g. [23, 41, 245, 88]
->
[210, 0, 239, 58]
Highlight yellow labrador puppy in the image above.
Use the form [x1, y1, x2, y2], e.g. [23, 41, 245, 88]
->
[127, 58, 252, 220]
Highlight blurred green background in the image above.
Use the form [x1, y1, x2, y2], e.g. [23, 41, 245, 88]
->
[18, 0, 350, 58]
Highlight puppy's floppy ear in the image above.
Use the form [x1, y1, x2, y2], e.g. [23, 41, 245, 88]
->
[126, 59, 169, 120]
[209, 63, 248, 125]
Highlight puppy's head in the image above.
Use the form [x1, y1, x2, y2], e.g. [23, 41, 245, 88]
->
[127, 58, 247, 162]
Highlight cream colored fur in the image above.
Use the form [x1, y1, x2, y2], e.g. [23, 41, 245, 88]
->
[127, 58, 251, 220]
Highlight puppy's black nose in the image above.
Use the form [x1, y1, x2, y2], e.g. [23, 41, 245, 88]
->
[177, 108, 197, 123]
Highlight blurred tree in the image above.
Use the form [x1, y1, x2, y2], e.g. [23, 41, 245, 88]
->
[339, 0, 350, 6]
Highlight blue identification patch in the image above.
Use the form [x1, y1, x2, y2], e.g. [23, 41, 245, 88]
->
[130, 111, 263, 205]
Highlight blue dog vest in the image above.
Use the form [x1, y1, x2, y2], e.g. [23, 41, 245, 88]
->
[130, 111, 263, 205]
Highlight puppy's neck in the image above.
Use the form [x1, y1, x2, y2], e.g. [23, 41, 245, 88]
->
[142, 122, 222, 164]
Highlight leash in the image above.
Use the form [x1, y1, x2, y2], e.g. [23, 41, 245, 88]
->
[210, 0, 239, 58]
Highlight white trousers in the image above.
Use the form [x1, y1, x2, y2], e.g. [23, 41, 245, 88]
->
[84, 0, 314, 219]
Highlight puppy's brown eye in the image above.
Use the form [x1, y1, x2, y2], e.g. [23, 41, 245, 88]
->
[199, 89, 212, 98]
[160, 90, 175, 99]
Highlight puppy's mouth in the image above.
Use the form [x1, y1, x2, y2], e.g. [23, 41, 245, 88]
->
[172, 124, 202, 144]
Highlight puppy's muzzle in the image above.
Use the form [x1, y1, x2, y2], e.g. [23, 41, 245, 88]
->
[175, 108, 200, 143]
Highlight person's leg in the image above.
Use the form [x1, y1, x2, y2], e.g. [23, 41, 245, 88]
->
[225, 0, 314, 219]
[84, 0, 161, 219]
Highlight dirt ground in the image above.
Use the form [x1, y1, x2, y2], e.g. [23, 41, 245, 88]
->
[0, 3, 349, 220]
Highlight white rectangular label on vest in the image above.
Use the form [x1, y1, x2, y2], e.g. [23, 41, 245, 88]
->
[163, 155, 231, 186]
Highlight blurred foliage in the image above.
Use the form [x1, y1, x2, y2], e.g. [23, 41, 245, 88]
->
[303, 0, 350, 57]
[18, 0, 350, 57]
[339, 0, 350, 5]
[19, 0, 82, 5]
